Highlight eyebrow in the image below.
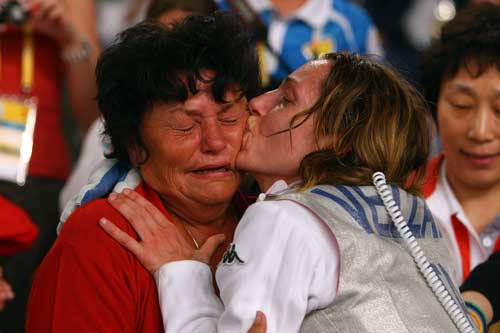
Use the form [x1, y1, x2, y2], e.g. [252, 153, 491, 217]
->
[447, 83, 474, 96]
[183, 101, 239, 118]
[282, 76, 299, 87]
[448, 83, 500, 99]
[162, 103, 184, 114]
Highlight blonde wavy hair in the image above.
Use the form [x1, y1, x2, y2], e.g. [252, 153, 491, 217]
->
[293, 52, 431, 194]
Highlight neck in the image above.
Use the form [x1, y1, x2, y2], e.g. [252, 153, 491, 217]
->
[270, 0, 307, 16]
[446, 173, 500, 234]
[162, 198, 237, 272]
[161, 197, 233, 235]
[254, 174, 300, 192]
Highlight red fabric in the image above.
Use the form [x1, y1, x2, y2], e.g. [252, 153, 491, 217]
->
[0, 195, 38, 256]
[0, 31, 70, 180]
[26, 183, 164, 332]
[493, 237, 500, 254]
[422, 154, 444, 198]
[451, 214, 471, 281]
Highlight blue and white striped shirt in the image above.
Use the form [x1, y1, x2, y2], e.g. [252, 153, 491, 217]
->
[217, 0, 383, 85]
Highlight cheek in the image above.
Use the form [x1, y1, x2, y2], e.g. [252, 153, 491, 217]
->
[259, 113, 287, 136]
[140, 134, 198, 185]
[140, 149, 183, 187]
[289, 129, 316, 170]
[437, 107, 464, 149]
[225, 122, 246, 150]
[226, 122, 246, 146]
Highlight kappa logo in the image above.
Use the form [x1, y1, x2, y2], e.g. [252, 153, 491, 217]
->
[221, 244, 245, 265]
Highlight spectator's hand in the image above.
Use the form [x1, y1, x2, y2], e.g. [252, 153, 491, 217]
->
[0, 267, 14, 311]
[99, 189, 225, 274]
[24, 0, 80, 47]
[248, 311, 267, 333]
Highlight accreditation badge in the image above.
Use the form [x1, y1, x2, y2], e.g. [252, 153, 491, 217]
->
[0, 95, 37, 185]
[302, 38, 334, 60]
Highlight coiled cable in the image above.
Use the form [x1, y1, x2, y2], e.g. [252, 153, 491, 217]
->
[372, 172, 476, 333]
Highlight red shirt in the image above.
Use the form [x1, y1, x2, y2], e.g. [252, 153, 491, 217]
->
[0, 195, 38, 256]
[0, 30, 70, 180]
[26, 183, 164, 332]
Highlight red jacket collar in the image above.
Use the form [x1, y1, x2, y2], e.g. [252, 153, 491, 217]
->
[422, 154, 445, 198]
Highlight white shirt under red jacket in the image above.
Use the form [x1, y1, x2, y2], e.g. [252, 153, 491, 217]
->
[423, 154, 500, 285]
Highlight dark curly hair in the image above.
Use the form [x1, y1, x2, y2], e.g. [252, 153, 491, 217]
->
[421, 3, 500, 123]
[95, 11, 261, 165]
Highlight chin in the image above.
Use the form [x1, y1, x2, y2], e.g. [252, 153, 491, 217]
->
[461, 169, 500, 189]
[206, 179, 241, 199]
[199, 188, 238, 205]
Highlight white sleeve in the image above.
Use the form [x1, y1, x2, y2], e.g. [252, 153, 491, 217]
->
[154, 261, 223, 332]
[217, 200, 338, 332]
[155, 200, 339, 333]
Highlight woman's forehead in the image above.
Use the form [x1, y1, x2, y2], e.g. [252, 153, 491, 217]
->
[289, 61, 331, 86]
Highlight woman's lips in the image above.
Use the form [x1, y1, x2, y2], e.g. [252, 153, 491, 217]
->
[189, 167, 234, 179]
[461, 150, 500, 168]
[188, 162, 235, 179]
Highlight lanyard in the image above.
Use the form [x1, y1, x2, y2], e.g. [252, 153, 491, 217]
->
[21, 25, 34, 93]
[452, 214, 500, 282]
[0, 25, 35, 94]
[451, 214, 471, 282]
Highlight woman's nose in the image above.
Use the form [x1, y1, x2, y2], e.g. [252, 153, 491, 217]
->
[248, 91, 276, 117]
[201, 119, 226, 154]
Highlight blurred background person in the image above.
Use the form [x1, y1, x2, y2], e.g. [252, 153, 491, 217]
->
[0, 0, 99, 331]
[363, 0, 466, 84]
[0, 195, 38, 312]
[216, 0, 383, 91]
[95, 0, 146, 47]
[421, 4, 500, 287]
[0, 268, 13, 313]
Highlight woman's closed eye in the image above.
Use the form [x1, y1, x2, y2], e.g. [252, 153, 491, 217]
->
[174, 124, 196, 132]
[280, 96, 292, 107]
[167, 114, 198, 133]
[219, 117, 240, 124]
[451, 104, 473, 111]
[446, 96, 474, 111]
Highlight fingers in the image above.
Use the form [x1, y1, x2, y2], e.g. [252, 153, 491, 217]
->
[194, 234, 226, 265]
[27, 0, 59, 20]
[108, 192, 156, 239]
[24, 0, 74, 45]
[0, 277, 15, 312]
[248, 311, 267, 333]
[46, 4, 63, 22]
[122, 189, 174, 229]
[99, 218, 144, 259]
[99, 216, 189, 274]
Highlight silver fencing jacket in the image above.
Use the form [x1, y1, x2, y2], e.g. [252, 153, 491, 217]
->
[269, 184, 468, 333]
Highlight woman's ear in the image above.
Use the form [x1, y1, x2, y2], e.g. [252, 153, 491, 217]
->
[127, 143, 146, 168]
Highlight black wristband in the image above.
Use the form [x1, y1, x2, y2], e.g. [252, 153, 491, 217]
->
[460, 251, 500, 324]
